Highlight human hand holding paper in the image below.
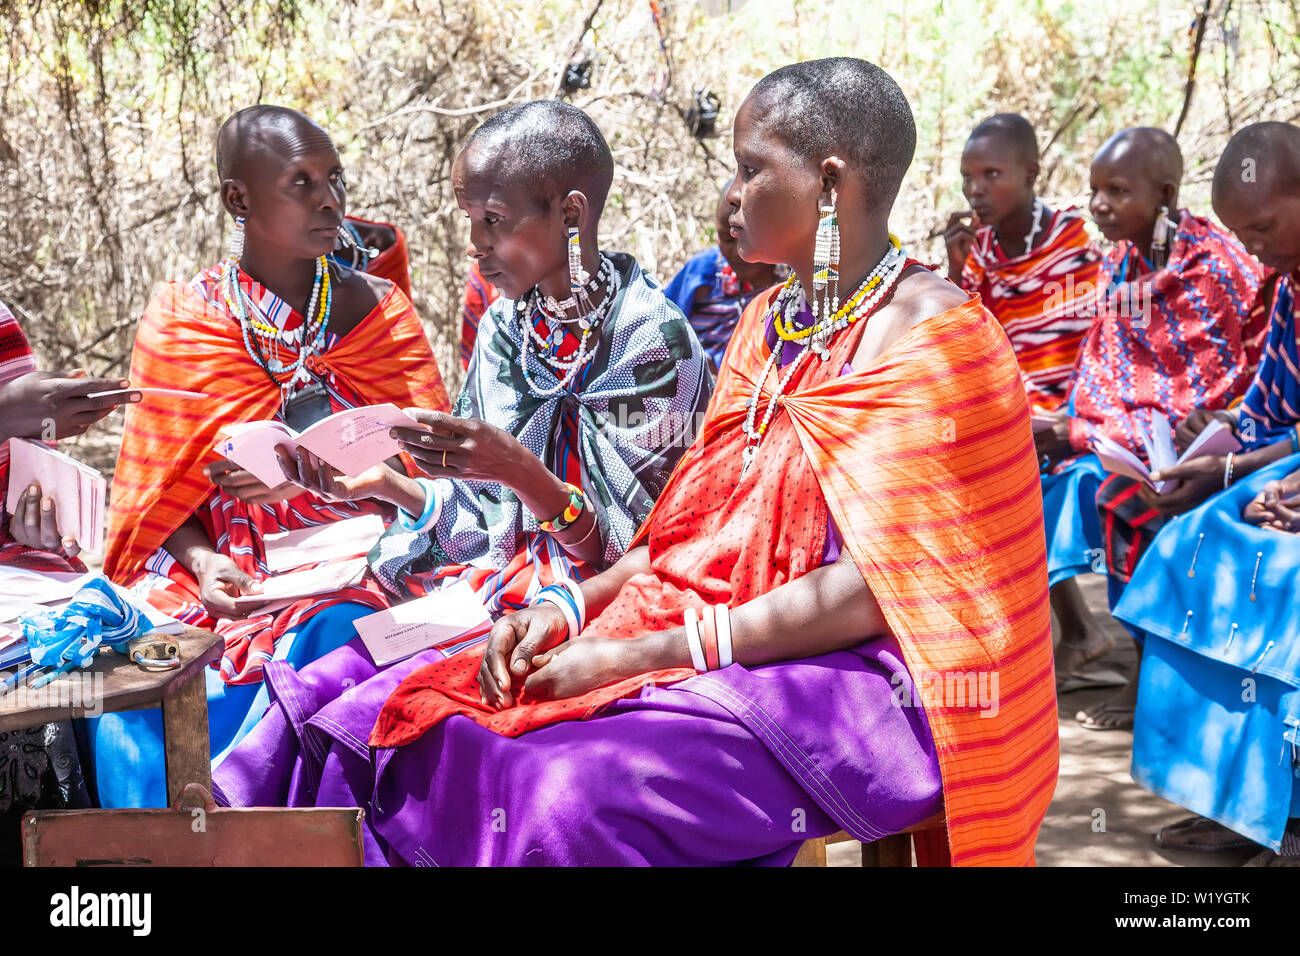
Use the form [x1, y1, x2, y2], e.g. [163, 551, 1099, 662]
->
[7, 482, 79, 557]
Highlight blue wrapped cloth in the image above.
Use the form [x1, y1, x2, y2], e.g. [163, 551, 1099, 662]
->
[1041, 454, 1106, 586]
[18, 577, 148, 687]
[1114, 453, 1300, 850]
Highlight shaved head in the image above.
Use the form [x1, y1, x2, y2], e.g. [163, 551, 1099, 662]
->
[747, 57, 916, 213]
[969, 113, 1039, 166]
[465, 100, 614, 218]
[1095, 127, 1183, 190]
[216, 105, 335, 184]
[1213, 121, 1300, 204]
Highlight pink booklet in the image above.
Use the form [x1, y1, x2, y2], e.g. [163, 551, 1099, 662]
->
[4, 439, 105, 556]
[214, 404, 422, 489]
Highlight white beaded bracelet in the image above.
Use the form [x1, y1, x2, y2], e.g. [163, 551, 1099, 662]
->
[684, 606, 707, 672]
[715, 602, 733, 668]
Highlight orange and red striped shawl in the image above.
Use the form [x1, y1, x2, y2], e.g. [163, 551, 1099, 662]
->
[105, 278, 450, 581]
[961, 206, 1101, 411]
[709, 288, 1058, 865]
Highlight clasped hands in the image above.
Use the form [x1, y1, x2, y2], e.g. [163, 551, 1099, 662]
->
[474, 602, 640, 708]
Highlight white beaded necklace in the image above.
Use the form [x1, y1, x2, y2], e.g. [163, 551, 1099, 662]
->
[740, 247, 908, 475]
[517, 255, 621, 397]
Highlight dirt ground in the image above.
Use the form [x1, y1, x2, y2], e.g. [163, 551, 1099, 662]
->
[829, 572, 1262, 867]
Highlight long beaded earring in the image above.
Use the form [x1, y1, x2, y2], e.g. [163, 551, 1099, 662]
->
[227, 215, 246, 264]
[811, 190, 840, 359]
[568, 225, 589, 289]
[1151, 204, 1176, 270]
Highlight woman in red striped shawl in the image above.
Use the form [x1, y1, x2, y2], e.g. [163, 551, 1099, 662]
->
[84, 105, 450, 807]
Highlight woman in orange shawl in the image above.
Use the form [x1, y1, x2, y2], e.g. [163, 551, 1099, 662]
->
[85, 105, 449, 808]
[217, 61, 1057, 866]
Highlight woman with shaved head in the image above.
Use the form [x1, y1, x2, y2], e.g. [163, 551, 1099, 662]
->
[1111, 122, 1300, 862]
[1035, 127, 1265, 730]
[84, 105, 450, 807]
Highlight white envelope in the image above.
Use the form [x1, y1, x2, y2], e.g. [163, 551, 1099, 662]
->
[354, 580, 493, 667]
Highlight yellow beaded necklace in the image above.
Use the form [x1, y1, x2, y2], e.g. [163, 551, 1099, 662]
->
[773, 233, 902, 342]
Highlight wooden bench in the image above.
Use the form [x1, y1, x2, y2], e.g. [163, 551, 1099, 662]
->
[792, 812, 946, 866]
[23, 783, 365, 866]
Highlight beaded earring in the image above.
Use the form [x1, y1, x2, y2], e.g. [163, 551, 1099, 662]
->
[811, 190, 840, 357]
[568, 225, 590, 288]
[1151, 205, 1177, 269]
[227, 216, 246, 264]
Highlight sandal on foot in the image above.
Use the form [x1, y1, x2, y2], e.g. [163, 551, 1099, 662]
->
[1075, 700, 1134, 731]
[1154, 815, 1255, 852]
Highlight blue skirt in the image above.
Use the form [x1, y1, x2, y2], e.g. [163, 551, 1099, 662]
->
[1042, 454, 1106, 586]
[76, 601, 375, 808]
[1114, 454, 1300, 850]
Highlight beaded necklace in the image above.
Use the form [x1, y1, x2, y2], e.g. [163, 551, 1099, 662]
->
[741, 243, 908, 475]
[772, 234, 903, 359]
[221, 255, 332, 392]
[516, 254, 621, 398]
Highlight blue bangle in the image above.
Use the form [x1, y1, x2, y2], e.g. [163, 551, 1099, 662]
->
[1290, 428, 1299, 455]
[397, 477, 441, 532]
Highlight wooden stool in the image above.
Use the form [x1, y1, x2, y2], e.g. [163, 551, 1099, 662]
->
[791, 811, 946, 867]
[0, 627, 222, 805]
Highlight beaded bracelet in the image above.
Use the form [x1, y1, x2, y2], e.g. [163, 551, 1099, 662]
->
[539, 482, 587, 533]
[397, 477, 443, 533]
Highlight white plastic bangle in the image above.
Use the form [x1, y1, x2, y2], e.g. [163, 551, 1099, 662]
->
[397, 477, 443, 533]
[537, 589, 579, 640]
[714, 602, 732, 668]
[556, 577, 586, 633]
[684, 606, 707, 672]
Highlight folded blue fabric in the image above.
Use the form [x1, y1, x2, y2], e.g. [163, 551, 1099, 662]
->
[18, 576, 148, 686]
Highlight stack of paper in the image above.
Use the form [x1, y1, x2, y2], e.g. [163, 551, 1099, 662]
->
[215, 404, 422, 489]
[4, 439, 106, 556]
[231, 556, 369, 613]
[264, 514, 386, 573]
[1092, 417, 1242, 493]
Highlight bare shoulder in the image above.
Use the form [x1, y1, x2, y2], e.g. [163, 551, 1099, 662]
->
[330, 265, 395, 336]
[851, 266, 969, 369]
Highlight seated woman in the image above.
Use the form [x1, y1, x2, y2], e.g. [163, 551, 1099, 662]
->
[1112, 122, 1300, 862]
[332, 215, 414, 300]
[665, 181, 784, 371]
[82, 105, 451, 808]
[216, 98, 710, 814]
[1033, 127, 1264, 726]
[943, 113, 1105, 677]
[0, 299, 136, 849]
[216, 59, 1057, 867]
